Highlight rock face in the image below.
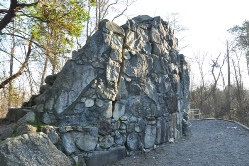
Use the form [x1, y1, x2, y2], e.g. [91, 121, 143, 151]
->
[4, 108, 30, 123]
[0, 133, 71, 166]
[22, 15, 189, 164]
[0, 123, 16, 140]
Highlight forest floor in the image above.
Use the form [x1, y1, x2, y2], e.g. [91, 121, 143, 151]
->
[113, 119, 249, 166]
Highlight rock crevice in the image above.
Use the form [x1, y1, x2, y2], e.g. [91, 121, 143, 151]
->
[1, 15, 190, 166]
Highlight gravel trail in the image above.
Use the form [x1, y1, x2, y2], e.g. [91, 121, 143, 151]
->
[113, 119, 249, 166]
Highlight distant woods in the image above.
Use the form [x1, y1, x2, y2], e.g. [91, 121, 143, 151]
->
[191, 21, 249, 126]
[229, 21, 249, 74]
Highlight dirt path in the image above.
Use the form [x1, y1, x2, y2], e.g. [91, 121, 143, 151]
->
[113, 119, 249, 166]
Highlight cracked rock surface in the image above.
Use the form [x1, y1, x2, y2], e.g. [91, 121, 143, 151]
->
[0, 133, 71, 166]
[23, 15, 190, 162]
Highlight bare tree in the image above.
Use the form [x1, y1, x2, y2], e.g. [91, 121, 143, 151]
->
[8, 21, 15, 107]
[226, 41, 231, 118]
[0, 0, 39, 32]
[0, 36, 33, 89]
[193, 53, 208, 111]
[231, 49, 248, 122]
[165, 13, 188, 51]
[86, 0, 135, 38]
[210, 54, 226, 117]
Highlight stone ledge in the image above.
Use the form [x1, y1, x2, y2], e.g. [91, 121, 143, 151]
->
[84, 146, 127, 166]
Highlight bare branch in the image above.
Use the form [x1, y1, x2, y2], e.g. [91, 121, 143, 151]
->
[0, 36, 33, 89]
[0, 47, 23, 64]
[101, 0, 118, 20]
[0, 0, 39, 32]
[0, 0, 18, 32]
[17, 1, 40, 8]
[112, 0, 130, 22]
[18, 10, 48, 22]
[2, 32, 43, 49]
[0, 9, 9, 14]
[210, 54, 226, 94]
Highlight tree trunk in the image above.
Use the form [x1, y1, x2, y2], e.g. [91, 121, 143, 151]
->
[0, 0, 18, 32]
[0, 0, 39, 32]
[40, 55, 49, 86]
[52, 63, 56, 75]
[246, 51, 249, 75]
[95, 0, 99, 29]
[51, 54, 58, 75]
[86, 0, 91, 39]
[213, 89, 218, 118]
[98, 0, 101, 24]
[227, 41, 231, 119]
[0, 37, 33, 89]
[8, 22, 15, 107]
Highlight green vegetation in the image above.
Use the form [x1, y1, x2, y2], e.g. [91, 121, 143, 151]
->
[191, 85, 249, 127]
[27, 114, 47, 132]
[190, 21, 249, 127]
[0, 0, 96, 90]
[229, 21, 249, 51]
[28, 0, 92, 73]
[37, 124, 52, 132]
[229, 21, 249, 72]
[0, 0, 130, 112]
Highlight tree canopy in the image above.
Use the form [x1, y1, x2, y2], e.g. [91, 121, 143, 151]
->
[29, 0, 91, 73]
[229, 21, 249, 50]
[0, 0, 94, 88]
[229, 21, 249, 72]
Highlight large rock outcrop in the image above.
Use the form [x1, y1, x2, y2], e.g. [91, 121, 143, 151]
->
[5, 15, 189, 165]
[0, 133, 71, 166]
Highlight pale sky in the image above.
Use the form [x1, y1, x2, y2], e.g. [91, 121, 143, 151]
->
[118, 0, 249, 56]
[2, 0, 248, 90]
[110, 0, 249, 88]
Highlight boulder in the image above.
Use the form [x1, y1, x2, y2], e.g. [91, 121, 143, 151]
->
[75, 127, 98, 152]
[61, 127, 99, 153]
[98, 19, 125, 37]
[144, 125, 157, 149]
[99, 135, 114, 149]
[0, 133, 71, 166]
[45, 74, 57, 86]
[84, 147, 127, 166]
[132, 15, 153, 22]
[126, 133, 140, 151]
[16, 111, 35, 126]
[84, 98, 94, 108]
[42, 112, 56, 125]
[62, 132, 77, 155]
[41, 126, 59, 144]
[0, 123, 16, 140]
[5, 108, 29, 123]
[98, 120, 112, 136]
[114, 130, 124, 145]
[22, 95, 39, 107]
[40, 84, 50, 94]
[113, 102, 125, 120]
